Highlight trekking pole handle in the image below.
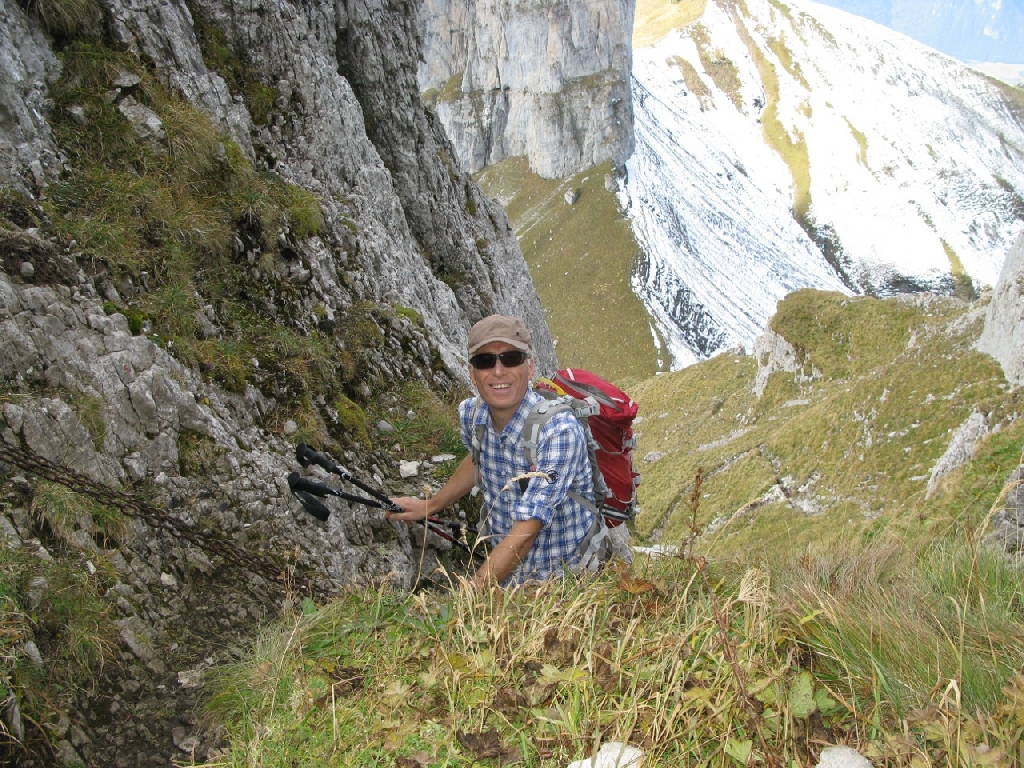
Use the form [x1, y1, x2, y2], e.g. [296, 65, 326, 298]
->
[288, 471, 342, 498]
[294, 444, 401, 512]
[295, 443, 347, 476]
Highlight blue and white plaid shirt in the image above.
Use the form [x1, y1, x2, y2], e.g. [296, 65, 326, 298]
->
[460, 389, 595, 585]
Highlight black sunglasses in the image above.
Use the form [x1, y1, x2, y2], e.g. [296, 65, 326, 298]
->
[469, 350, 530, 369]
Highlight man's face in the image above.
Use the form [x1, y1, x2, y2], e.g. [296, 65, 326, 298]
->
[469, 342, 534, 428]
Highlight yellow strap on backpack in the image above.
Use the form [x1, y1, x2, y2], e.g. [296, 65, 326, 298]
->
[534, 376, 567, 396]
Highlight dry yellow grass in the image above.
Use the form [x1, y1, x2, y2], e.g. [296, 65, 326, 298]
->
[633, 0, 707, 49]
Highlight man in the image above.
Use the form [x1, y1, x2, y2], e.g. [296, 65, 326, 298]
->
[389, 314, 597, 588]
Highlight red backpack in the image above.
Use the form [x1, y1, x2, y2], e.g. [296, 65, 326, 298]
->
[527, 369, 640, 527]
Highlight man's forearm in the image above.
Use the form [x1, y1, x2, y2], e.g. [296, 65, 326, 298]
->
[471, 518, 541, 589]
[389, 454, 476, 520]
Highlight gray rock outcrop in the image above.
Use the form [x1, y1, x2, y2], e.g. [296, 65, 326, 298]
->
[926, 410, 990, 498]
[1, 0, 558, 376]
[0, 0, 61, 192]
[0, 263, 460, 765]
[418, 0, 636, 179]
[752, 328, 820, 398]
[977, 231, 1024, 387]
[986, 463, 1024, 556]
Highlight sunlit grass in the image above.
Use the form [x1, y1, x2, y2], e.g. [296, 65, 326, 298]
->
[199, 533, 1024, 766]
[475, 159, 662, 387]
[633, 0, 707, 49]
[632, 291, 1013, 550]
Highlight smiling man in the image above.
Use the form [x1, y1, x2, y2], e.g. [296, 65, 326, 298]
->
[389, 315, 597, 588]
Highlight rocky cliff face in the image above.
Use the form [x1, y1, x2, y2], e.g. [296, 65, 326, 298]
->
[0, 262, 455, 764]
[0, 0, 563, 763]
[418, 0, 636, 179]
[1, 0, 557, 374]
[978, 232, 1024, 387]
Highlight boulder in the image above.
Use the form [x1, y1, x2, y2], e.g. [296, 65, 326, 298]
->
[977, 231, 1024, 386]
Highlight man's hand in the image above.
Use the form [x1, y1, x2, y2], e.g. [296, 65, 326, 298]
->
[470, 518, 542, 590]
[386, 496, 432, 521]
[387, 455, 476, 522]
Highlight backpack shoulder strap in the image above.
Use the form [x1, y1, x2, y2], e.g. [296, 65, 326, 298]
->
[521, 395, 575, 469]
[469, 397, 486, 482]
[522, 393, 608, 509]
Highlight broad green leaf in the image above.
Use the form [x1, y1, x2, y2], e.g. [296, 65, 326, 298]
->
[685, 686, 712, 703]
[753, 679, 778, 705]
[725, 737, 752, 764]
[814, 686, 839, 715]
[472, 649, 495, 671]
[788, 671, 816, 719]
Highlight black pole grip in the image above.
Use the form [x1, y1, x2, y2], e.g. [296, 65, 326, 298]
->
[293, 490, 331, 522]
[288, 471, 341, 499]
[294, 444, 399, 511]
[296, 443, 338, 474]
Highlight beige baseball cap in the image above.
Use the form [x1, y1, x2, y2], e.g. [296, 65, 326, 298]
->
[467, 314, 532, 355]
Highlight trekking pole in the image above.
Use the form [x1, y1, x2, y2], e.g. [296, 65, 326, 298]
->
[288, 451, 479, 558]
[296, 444, 399, 510]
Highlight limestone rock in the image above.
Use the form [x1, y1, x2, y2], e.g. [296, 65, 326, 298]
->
[0, 0, 61, 193]
[419, 0, 636, 179]
[752, 328, 820, 398]
[815, 746, 872, 768]
[926, 410, 990, 497]
[986, 464, 1024, 555]
[977, 231, 1024, 386]
[1, 0, 559, 378]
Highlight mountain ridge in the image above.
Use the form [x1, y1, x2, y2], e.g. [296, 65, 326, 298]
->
[811, 0, 1024, 65]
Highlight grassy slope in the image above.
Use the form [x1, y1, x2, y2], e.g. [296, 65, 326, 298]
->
[475, 159, 662, 388]
[633, 0, 707, 48]
[631, 290, 1019, 557]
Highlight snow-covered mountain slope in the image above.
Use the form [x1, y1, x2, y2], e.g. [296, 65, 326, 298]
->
[621, 0, 1024, 368]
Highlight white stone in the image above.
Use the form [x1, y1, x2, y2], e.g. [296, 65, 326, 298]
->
[566, 742, 643, 768]
[815, 746, 872, 768]
[177, 668, 204, 688]
[400, 460, 421, 478]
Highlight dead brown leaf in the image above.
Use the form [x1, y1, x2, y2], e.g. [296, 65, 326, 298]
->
[542, 627, 578, 666]
[592, 640, 620, 691]
[493, 686, 529, 714]
[457, 728, 503, 759]
[617, 571, 656, 595]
